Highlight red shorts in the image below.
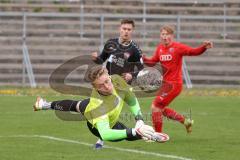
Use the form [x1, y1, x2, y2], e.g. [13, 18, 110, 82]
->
[153, 82, 182, 109]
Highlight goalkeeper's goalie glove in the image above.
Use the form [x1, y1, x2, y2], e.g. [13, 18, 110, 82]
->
[135, 119, 144, 129]
[133, 120, 155, 140]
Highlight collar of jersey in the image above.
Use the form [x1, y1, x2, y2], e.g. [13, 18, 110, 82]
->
[118, 37, 132, 46]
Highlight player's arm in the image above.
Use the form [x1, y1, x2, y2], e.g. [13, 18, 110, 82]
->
[96, 119, 136, 141]
[92, 41, 111, 64]
[181, 41, 213, 56]
[122, 88, 156, 140]
[123, 59, 144, 83]
[119, 76, 144, 120]
[130, 49, 144, 80]
[130, 43, 144, 79]
[96, 117, 154, 141]
[125, 93, 143, 120]
[142, 45, 160, 67]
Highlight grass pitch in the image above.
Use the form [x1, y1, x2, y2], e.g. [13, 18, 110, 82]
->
[0, 88, 239, 160]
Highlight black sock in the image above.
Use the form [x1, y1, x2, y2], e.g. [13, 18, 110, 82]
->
[51, 100, 79, 112]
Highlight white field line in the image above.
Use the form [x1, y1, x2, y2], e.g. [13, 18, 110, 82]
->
[0, 135, 194, 160]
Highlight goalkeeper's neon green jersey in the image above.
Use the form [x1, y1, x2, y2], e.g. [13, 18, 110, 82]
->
[84, 75, 138, 128]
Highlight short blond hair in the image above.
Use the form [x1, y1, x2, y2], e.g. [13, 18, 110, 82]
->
[87, 65, 108, 83]
[160, 25, 174, 35]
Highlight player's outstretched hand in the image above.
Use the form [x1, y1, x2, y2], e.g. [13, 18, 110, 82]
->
[122, 73, 133, 82]
[135, 120, 144, 129]
[203, 40, 213, 49]
[134, 120, 155, 140]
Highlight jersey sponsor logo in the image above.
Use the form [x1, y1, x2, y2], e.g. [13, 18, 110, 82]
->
[108, 55, 125, 67]
[169, 48, 174, 53]
[160, 54, 172, 61]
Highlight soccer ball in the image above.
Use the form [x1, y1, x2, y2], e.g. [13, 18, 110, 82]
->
[135, 67, 162, 93]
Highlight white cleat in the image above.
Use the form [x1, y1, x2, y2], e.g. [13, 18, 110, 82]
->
[33, 96, 44, 111]
[151, 132, 170, 143]
[94, 139, 104, 149]
[184, 118, 194, 134]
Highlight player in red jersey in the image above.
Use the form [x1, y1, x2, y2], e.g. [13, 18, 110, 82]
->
[143, 25, 213, 133]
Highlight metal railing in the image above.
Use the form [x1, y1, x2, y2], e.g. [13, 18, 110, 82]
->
[145, 0, 225, 3]
[22, 43, 37, 88]
[22, 11, 36, 88]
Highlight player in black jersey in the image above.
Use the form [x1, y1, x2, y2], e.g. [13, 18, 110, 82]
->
[92, 19, 144, 84]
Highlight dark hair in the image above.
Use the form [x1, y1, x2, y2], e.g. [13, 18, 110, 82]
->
[121, 19, 135, 28]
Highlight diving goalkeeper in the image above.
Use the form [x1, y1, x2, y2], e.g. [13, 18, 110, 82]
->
[33, 66, 168, 144]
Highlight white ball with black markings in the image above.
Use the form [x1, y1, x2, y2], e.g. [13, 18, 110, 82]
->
[136, 67, 162, 93]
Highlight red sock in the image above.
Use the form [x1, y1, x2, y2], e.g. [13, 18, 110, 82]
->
[163, 107, 185, 123]
[152, 111, 163, 133]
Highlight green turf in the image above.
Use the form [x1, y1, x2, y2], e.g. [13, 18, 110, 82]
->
[0, 88, 239, 160]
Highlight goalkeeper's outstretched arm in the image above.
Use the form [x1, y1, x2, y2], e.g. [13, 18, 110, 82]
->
[96, 119, 154, 141]
[96, 120, 138, 141]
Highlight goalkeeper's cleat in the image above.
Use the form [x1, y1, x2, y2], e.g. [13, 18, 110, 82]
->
[184, 118, 194, 133]
[94, 139, 104, 150]
[94, 143, 103, 149]
[33, 96, 44, 111]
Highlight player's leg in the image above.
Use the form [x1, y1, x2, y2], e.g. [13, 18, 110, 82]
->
[151, 82, 174, 132]
[75, 98, 105, 149]
[162, 107, 184, 123]
[162, 107, 194, 133]
[152, 82, 185, 132]
[51, 100, 80, 112]
[33, 96, 80, 112]
[85, 122, 105, 149]
[160, 83, 193, 133]
[157, 84, 184, 124]
[159, 83, 185, 123]
[151, 104, 164, 133]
